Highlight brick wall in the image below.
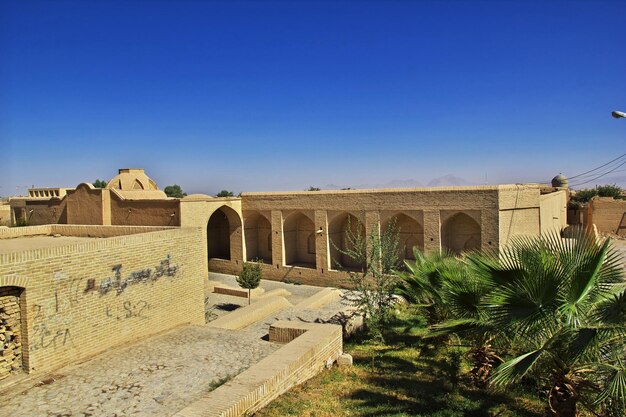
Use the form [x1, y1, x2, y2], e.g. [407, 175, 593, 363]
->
[110, 196, 180, 226]
[0, 226, 205, 375]
[589, 197, 626, 236]
[174, 321, 343, 417]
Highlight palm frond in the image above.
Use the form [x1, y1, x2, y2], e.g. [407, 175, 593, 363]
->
[594, 365, 626, 406]
[491, 349, 545, 385]
[428, 318, 496, 339]
[594, 290, 626, 325]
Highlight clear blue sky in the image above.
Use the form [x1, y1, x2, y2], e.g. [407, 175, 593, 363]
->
[1, 0, 625, 195]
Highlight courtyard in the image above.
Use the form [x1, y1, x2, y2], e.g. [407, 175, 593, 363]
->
[0, 273, 353, 416]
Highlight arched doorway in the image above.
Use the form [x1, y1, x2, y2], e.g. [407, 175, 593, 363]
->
[441, 212, 481, 254]
[328, 212, 366, 271]
[207, 206, 242, 261]
[244, 212, 272, 264]
[283, 212, 316, 268]
[382, 213, 424, 262]
[0, 286, 24, 380]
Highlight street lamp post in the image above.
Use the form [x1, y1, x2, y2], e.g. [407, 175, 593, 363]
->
[611, 110, 626, 118]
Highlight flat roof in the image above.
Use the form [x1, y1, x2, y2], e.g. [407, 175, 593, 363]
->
[0, 235, 102, 255]
[241, 183, 548, 197]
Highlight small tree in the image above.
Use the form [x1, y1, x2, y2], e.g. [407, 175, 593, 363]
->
[93, 179, 107, 188]
[164, 184, 186, 198]
[337, 217, 402, 340]
[306, 186, 321, 191]
[216, 190, 234, 197]
[236, 261, 262, 305]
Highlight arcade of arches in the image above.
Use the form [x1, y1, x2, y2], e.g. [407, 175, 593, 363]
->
[206, 207, 486, 277]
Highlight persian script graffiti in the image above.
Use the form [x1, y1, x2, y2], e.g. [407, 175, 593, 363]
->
[88, 255, 178, 295]
[30, 323, 74, 352]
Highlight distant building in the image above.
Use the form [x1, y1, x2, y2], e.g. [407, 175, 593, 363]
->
[9, 168, 568, 286]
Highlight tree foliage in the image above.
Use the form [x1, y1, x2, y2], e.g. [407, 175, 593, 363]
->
[571, 184, 625, 204]
[164, 184, 186, 198]
[471, 232, 625, 416]
[307, 186, 321, 191]
[216, 190, 234, 197]
[396, 250, 464, 325]
[396, 230, 626, 414]
[93, 179, 107, 188]
[337, 217, 402, 340]
[236, 261, 262, 305]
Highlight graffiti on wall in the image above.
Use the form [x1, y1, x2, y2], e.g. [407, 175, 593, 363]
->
[91, 255, 178, 295]
[29, 323, 74, 352]
[105, 300, 151, 320]
[29, 255, 178, 353]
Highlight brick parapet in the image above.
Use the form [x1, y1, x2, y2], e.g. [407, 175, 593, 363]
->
[0, 226, 182, 265]
[174, 321, 342, 417]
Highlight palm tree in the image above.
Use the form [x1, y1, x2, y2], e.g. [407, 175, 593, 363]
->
[397, 250, 506, 386]
[396, 249, 462, 325]
[476, 231, 626, 417]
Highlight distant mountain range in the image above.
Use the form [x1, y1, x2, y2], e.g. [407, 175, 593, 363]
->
[324, 175, 474, 190]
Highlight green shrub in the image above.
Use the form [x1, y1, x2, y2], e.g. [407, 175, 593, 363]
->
[236, 261, 262, 304]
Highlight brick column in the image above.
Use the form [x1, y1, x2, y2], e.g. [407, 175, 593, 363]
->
[314, 210, 328, 273]
[101, 189, 111, 225]
[481, 209, 499, 252]
[271, 211, 284, 268]
[423, 210, 441, 253]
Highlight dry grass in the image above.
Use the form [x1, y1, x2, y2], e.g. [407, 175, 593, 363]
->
[255, 329, 546, 417]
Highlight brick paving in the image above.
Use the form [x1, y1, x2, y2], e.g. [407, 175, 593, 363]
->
[0, 326, 279, 417]
[0, 274, 356, 417]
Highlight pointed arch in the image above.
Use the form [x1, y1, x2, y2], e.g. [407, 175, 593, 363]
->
[132, 179, 144, 190]
[382, 213, 424, 261]
[328, 212, 365, 271]
[244, 211, 272, 263]
[442, 212, 481, 254]
[283, 212, 316, 268]
[207, 205, 242, 261]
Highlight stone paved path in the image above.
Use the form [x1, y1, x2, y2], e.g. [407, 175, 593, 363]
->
[1, 274, 356, 416]
[0, 326, 279, 417]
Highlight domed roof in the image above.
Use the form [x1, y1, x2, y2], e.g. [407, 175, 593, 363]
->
[106, 169, 158, 191]
[551, 174, 569, 188]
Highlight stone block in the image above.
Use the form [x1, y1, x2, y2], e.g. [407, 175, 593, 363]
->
[337, 353, 353, 368]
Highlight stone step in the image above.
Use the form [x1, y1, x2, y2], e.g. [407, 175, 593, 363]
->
[293, 288, 342, 310]
[213, 284, 265, 299]
[208, 296, 292, 330]
[257, 288, 291, 299]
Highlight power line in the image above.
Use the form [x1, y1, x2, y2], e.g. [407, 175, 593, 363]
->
[566, 157, 626, 181]
[569, 160, 626, 187]
[567, 153, 626, 180]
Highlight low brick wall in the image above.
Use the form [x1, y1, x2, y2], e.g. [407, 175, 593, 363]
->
[0, 226, 205, 375]
[0, 225, 52, 239]
[174, 321, 343, 417]
[0, 225, 174, 241]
